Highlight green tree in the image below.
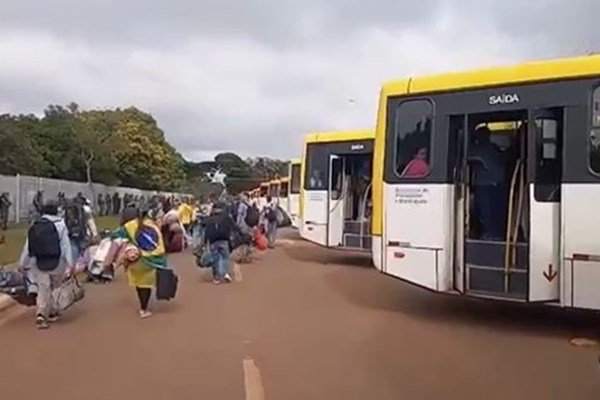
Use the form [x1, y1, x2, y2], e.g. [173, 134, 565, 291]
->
[246, 157, 289, 180]
[214, 152, 252, 178]
[0, 114, 50, 176]
[111, 107, 186, 191]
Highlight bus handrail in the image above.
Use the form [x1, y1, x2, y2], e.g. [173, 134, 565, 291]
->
[359, 182, 373, 239]
[503, 159, 525, 292]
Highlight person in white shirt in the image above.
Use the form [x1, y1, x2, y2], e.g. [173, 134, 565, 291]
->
[19, 200, 74, 329]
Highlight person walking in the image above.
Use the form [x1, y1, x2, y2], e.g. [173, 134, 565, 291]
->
[263, 195, 279, 249]
[231, 193, 257, 264]
[97, 194, 105, 216]
[203, 202, 234, 284]
[112, 208, 168, 319]
[0, 192, 11, 230]
[32, 190, 44, 221]
[104, 193, 112, 216]
[19, 200, 74, 329]
[178, 199, 194, 235]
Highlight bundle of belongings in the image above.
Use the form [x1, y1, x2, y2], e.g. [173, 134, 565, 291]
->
[275, 206, 292, 228]
[75, 230, 128, 284]
[0, 266, 37, 307]
[161, 207, 187, 254]
[76, 239, 117, 283]
[0, 265, 85, 311]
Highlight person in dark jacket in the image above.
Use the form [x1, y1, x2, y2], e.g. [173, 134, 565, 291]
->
[203, 202, 235, 284]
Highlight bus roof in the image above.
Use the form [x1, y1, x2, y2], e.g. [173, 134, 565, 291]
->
[382, 54, 600, 98]
[280, 177, 290, 183]
[269, 179, 281, 185]
[290, 158, 301, 165]
[305, 129, 375, 144]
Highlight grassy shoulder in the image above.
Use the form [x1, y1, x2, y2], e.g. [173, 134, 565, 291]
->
[0, 216, 120, 266]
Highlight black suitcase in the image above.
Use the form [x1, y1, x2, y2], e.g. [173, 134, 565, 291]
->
[156, 269, 178, 301]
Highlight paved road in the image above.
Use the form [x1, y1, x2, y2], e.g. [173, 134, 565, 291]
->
[1, 231, 599, 399]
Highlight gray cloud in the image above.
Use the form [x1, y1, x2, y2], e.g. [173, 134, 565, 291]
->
[1, 0, 599, 161]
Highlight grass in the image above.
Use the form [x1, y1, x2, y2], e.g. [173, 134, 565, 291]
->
[0, 216, 120, 266]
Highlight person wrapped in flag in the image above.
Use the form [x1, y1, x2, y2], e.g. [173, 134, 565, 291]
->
[112, 208, 167, 319]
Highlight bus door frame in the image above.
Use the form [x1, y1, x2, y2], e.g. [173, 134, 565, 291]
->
[328, 154, 345, 247]
[527, 107, 563, 302]
[451, 114, 468, 293]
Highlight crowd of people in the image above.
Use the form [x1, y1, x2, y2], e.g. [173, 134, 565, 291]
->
[0, 189, 289, 330]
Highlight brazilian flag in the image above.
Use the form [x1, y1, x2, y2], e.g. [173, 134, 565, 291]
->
[112, 218, 167, 269]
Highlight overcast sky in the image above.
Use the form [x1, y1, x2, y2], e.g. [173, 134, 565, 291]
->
[1, 0, 599, 161]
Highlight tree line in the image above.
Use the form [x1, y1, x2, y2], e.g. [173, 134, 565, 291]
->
[0, 103, 289, 195]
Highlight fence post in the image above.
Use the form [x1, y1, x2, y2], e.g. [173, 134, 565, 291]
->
[15, 174, 20, 224]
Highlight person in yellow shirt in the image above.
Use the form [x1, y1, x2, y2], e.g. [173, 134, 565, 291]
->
[178, 199, 194, 235]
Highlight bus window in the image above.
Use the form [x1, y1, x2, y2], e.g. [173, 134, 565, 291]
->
[590, 87, 600, 175]
[330, 157, 343, 200]
[290, 164, 301, 194]
[394, 100, 434, 178]
[280, 182, 289, 198]
[305, 144, 327, 190]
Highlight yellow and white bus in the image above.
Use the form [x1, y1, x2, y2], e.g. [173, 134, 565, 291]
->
[372, 54, 600, 309]
[300, 130, 375, 250]
[288, 159, 302, 228]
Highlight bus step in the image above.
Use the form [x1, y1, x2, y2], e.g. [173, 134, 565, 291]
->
[343, 221, 369, 235]
[465, 240, 529, 270]
[466, 263, 528, 299]
[465, 289, 528, 302]
[342, 234, 372, 250]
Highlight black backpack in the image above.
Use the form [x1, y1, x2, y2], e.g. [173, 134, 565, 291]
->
[265, 206, 278, 223]
[64, 202, 87, 241]
[204, 213, 232, 243]
[229, 201, 240, 221]
[28, 218, 61, 271]
[245, 204, 260, 227]
[230, 230, 252, 250]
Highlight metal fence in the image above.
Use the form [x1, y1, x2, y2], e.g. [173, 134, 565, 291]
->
[0, 174, 189, 224]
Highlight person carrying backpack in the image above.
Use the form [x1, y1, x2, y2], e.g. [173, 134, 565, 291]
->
[64, 198, 93, 260]
[19, 200, 74, 330]
[231, 192, 257, 264]
[202, 202, 235, 284]
[263, 196, 279, 249]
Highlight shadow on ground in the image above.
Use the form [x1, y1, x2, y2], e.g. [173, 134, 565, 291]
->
[325, 267, 600, 339]
[282, 239, 372, 268]
[278, 229, 600, 339]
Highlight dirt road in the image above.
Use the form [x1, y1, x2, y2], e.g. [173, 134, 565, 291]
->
[1, 231, 599, 399]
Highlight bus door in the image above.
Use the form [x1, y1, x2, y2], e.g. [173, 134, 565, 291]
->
[302, 147, 328, 246]
[527, 108, 562, 302]
[463, 111, 530, 300]
[450, 115, 467, 293]
[289, 164, 301, 228]
[328, 155, 345, 247]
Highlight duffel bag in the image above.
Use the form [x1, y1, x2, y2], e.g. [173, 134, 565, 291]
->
[55, 277, 85, 312]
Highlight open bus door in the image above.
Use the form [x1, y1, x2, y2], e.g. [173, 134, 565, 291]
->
[458, 109, 561, 302]
[527, 108, 562, 302]
[328, 155, 345, 247]
[450, 115, 467, 293]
